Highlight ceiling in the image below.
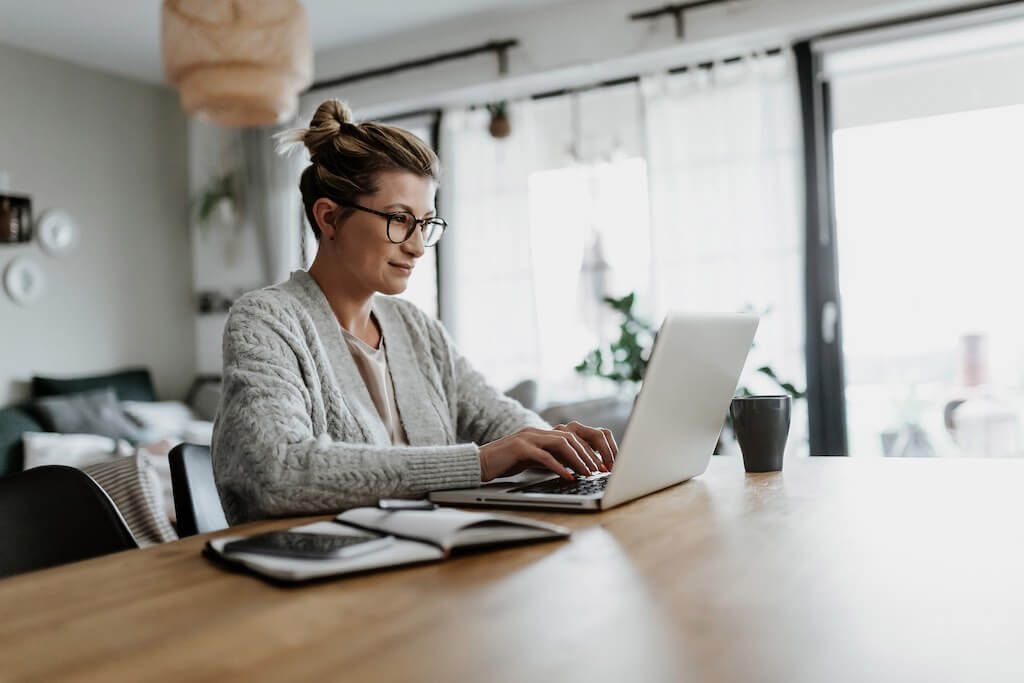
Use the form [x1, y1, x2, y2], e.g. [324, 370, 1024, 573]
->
[0, 0, 560, 85]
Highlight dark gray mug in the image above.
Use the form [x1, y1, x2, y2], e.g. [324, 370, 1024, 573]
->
[729, 395, 791, 472]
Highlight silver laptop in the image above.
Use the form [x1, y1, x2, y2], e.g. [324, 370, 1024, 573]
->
[430, 312, 759, 511]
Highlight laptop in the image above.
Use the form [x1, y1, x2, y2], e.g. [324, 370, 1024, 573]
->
[429, 312, 759, 511]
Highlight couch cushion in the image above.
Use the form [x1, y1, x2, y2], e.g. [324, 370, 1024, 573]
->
[32, 367, 157, 402]
[34, 388, 148, 443]
[0, 406, 44, 476]
[21, 431, 130, 470]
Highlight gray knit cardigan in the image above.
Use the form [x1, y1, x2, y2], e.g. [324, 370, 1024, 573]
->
[212, 270, 547, 524]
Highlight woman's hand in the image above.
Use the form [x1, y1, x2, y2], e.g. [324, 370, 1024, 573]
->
[478, 423, 618, 482]
[552, 421, 617, 472]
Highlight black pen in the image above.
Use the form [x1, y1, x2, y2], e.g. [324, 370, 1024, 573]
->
[377, 498, 437, 510]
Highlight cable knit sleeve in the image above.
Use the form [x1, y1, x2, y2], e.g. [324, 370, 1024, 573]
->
[212, 296, 481, 525]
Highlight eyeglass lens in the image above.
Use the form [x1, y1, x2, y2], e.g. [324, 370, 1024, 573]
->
[386, 213, 446, 247]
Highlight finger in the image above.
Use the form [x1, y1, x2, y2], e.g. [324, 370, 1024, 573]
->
[601, 428, 619, 460]
[537, 434, 594, 476]
[567, 422, 613, 471]
[529, 447, 575, 480]
[562, 428, 603, 473]
[551, 424, 599, 472]
[598, 428, 614, 464]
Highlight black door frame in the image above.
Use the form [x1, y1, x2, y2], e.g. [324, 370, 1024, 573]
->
[795, 41, 848, 456]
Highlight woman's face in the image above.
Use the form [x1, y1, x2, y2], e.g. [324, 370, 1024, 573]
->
[318, 170, 436, 296]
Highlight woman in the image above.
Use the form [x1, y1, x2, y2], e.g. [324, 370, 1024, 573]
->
[212, 99, 617, 525]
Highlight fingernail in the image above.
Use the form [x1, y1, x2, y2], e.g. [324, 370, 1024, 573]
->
[567, 472, 575, 480]
[600, 464, 608, 473]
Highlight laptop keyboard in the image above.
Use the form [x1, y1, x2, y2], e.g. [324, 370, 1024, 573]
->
[515, 472, 610, 496]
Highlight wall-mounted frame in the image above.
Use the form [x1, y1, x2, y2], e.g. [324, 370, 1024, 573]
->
[0, 194, 32, 244]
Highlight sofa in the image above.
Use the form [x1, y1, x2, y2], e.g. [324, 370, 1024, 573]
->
[0, 368, 220, 546]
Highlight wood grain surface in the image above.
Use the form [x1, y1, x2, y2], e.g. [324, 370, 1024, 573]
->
[2, 455, 1023, 683]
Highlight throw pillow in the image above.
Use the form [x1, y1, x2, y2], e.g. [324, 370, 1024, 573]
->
[121, 399, 214, 447]
[21, 431, 133, 470]
[34, 388, 148, 443]
[187, 379, 222, 421]
[83, 454, 178, 547]
[121, 400, 196, 441]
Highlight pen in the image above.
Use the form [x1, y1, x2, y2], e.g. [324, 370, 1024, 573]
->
[377, 498, 437, 510]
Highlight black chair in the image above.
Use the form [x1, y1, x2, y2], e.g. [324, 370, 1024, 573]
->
[0, 465, 138, 578]
[169, 443, 229, 537]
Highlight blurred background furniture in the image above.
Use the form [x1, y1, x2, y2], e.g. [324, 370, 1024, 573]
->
[169, 443, 229, 536]
[0, 464, 137, 578]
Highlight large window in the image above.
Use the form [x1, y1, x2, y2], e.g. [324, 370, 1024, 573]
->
[441, 53, 806, 438]
[834, 104, 1024, 458]
[807, 5, 1024, 457]
[527, 157, 651, 399]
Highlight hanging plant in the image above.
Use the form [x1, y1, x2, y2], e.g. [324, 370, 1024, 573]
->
[192, 170, 243, 231]
[486, 101, 511, 139]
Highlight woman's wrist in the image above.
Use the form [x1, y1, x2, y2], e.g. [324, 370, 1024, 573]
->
[479, 447, 493, 482]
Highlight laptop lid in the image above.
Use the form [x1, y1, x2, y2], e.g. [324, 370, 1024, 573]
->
[429, 311, 758, 511]
[599, 312, 758, 509]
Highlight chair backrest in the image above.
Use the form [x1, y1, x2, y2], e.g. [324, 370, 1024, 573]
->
[169, 443, 229, 537]
[0, 465, 138, 578]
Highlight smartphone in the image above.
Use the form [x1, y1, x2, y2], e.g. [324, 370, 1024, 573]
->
[222, 531, 394, 560]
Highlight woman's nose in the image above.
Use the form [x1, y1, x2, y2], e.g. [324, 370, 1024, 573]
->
[403, 227, 426, 256]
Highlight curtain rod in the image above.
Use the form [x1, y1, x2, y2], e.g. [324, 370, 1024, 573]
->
[308, 39, 518, 92]
[530, 46, 783, 101]
[356, 46, 782, 122]
[629, 0, 742, 39]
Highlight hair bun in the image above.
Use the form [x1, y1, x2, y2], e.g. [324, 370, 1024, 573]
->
[310, 98, 354, 130]
[274, 99, 357, 160]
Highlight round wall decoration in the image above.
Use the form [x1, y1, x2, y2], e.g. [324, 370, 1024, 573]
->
[4, 257, 46, 305]
[36, 209, 79, 256]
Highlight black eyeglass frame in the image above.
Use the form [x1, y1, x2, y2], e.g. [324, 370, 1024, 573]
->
[339, 201, 447, 247]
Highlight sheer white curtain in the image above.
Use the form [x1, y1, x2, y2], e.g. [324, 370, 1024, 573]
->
[441, 53, 805, 421]
[642, 51, 806, 448]
[440, 87, 647, 398]
[241, 125, 304, 286]
[439, 101, 546, 391]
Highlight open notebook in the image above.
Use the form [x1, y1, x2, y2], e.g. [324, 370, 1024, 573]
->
[205, 507, 570, 583]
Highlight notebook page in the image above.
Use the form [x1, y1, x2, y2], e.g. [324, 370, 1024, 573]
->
[336, 508, 569, 551]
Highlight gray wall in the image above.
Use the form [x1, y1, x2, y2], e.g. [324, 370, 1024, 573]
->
[0, 42, 194, 405]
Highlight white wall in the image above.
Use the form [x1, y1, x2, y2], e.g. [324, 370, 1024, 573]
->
[187, 119, 265, 375]
[0, 42, 194, 405]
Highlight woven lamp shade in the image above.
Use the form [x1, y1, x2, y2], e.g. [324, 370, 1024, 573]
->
[162, 0, 313, 127]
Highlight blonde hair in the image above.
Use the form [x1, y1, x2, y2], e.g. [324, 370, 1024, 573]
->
[278, 99, 440, 240]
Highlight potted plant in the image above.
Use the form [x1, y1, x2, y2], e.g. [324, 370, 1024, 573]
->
[575, 292, 804, 452]
[192, 170, 242, 232]
[486, 101, 511, 139]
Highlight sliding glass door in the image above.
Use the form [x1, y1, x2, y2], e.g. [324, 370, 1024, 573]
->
[801, 6, 1024, 457]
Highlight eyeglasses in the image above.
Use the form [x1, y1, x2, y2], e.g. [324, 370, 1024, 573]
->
[340, 201, 447, 247]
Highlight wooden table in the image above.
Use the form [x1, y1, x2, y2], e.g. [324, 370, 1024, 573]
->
[2, 456, 1024, 682]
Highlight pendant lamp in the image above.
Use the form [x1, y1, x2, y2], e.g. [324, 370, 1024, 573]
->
[162, 0, 313, 127]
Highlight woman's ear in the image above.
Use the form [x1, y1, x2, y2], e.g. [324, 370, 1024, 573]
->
[312, 198, 341, 240]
